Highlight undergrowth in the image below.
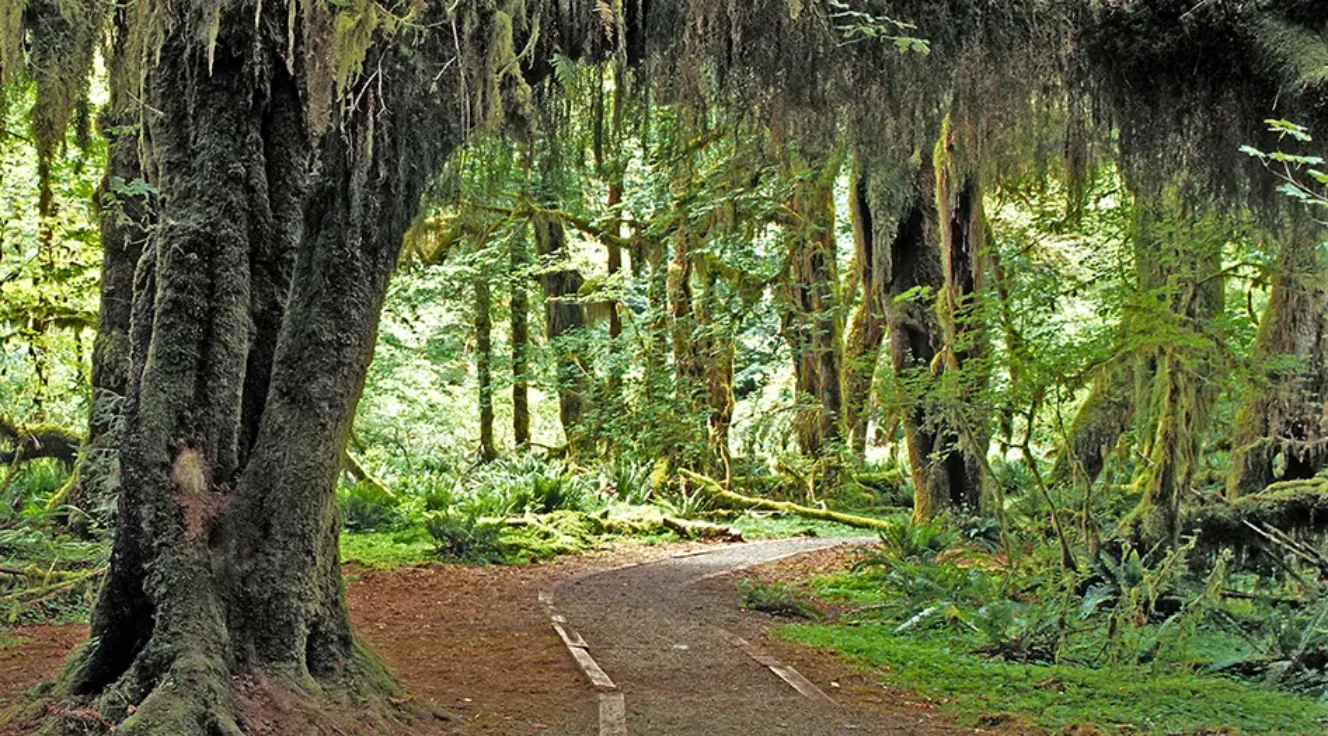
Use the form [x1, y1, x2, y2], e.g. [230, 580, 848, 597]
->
[768, 517, 1328, 734]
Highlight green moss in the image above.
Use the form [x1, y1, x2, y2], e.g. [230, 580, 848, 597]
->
[339, 529, 436, 569]
[727, 511, 887, 540]
[780, 623, 1328, 734]
[1254, 17, 1328, 88]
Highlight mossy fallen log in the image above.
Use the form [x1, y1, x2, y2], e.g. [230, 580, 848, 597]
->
[679, 469, 895, 533]
[660, 516, 744, 542]
[1185, 477, 1328, 551]
[0, 416, 81, 468]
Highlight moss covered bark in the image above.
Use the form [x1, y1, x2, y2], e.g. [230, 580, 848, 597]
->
[781, 156, 843, 457]
[534, 211, 590, 453]
[1228, 221, 1328, 497]
[46, 1, 464, 732]
[843, 161, 887, 457]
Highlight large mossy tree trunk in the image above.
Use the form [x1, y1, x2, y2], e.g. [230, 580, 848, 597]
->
[55, 3, 458, 731]
[884, 159, 985, 522]
[933, 121, 991, 513]
[1227, 221, 1328, 497]
[1124, 202, 1226, 546]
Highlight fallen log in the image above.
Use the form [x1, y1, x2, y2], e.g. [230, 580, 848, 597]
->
[1186, 477, 1328, 550]
[0, 417, 81, 468]
[679, 469, 895, 533]
[660, 516, 744, 543]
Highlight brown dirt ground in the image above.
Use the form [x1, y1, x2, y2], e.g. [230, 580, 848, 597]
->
[0, 541, 996, 735]
[0, 541, 707, 735]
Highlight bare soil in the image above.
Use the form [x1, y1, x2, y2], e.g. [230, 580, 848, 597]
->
[0, 540, 982, 735]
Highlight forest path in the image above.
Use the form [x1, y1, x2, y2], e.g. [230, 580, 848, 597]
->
[2, 539, 971, 735]
[550, 538, 969, 736]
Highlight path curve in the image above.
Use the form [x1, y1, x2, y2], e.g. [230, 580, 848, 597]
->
[550, 537, 939, 735]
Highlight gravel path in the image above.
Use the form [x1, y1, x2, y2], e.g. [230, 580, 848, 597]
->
[553, 537, 933, 735]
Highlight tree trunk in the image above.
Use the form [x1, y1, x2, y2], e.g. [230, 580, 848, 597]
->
[883, 161, 984, 521]
[511, 232, 532, 447]
[669, 231, 700, 403]
[696, 257, 736, 474]
[781, 160, 842, 457]
[54, 3, 459, 731]
[1228, 221, 1328, 497]
[475, 276, 497, 462]
[843, 161, 888, 456]
[607, 181, 625, 339]
[1125, 202, 1226, 546]
[934, 131, 990, 512]
[534, 212, 589, 452]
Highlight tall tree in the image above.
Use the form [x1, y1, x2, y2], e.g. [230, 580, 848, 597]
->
[843, 161, 888, 456]
[1227, 221, 1328, 497]
[510, 232, 533, 447]
[474, 273, 497, 462]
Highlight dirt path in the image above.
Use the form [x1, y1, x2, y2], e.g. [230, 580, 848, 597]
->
[2, 540, 971, 735]
[552, 538, 971, 735]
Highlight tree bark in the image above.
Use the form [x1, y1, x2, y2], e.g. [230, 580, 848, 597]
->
[1228, 221, 1328, 497]
[511, 232, 532, 447]
[475, 275, 497, 462]
[54, 3, 460, 731]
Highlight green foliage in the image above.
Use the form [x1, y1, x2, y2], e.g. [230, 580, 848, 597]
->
[781, 623, 1328, 734]
[425, 508, 505, 564]
[336, 481, 402, 532]
[782, 528, 1328, 732]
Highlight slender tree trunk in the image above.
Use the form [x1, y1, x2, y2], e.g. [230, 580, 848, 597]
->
[781, 160, 842, 457]
[1228, 221, 1328, 496]
[607, 182, 625, 339]
[475, 276, 497, 462]
[511, 233, 532, 447]
[669, 231, 700, 402]
[696, 257, 736, 474]
[843, 161, 888, 456]
[534, 212, 589, 452]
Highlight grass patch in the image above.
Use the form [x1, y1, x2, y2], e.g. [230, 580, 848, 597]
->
[339, 528, 437, 569]
[727, 511, 894, 541]
[779, 623, 1328, 734]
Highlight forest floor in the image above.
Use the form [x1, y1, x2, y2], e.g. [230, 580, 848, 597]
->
[0, 539, 1001, 735]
